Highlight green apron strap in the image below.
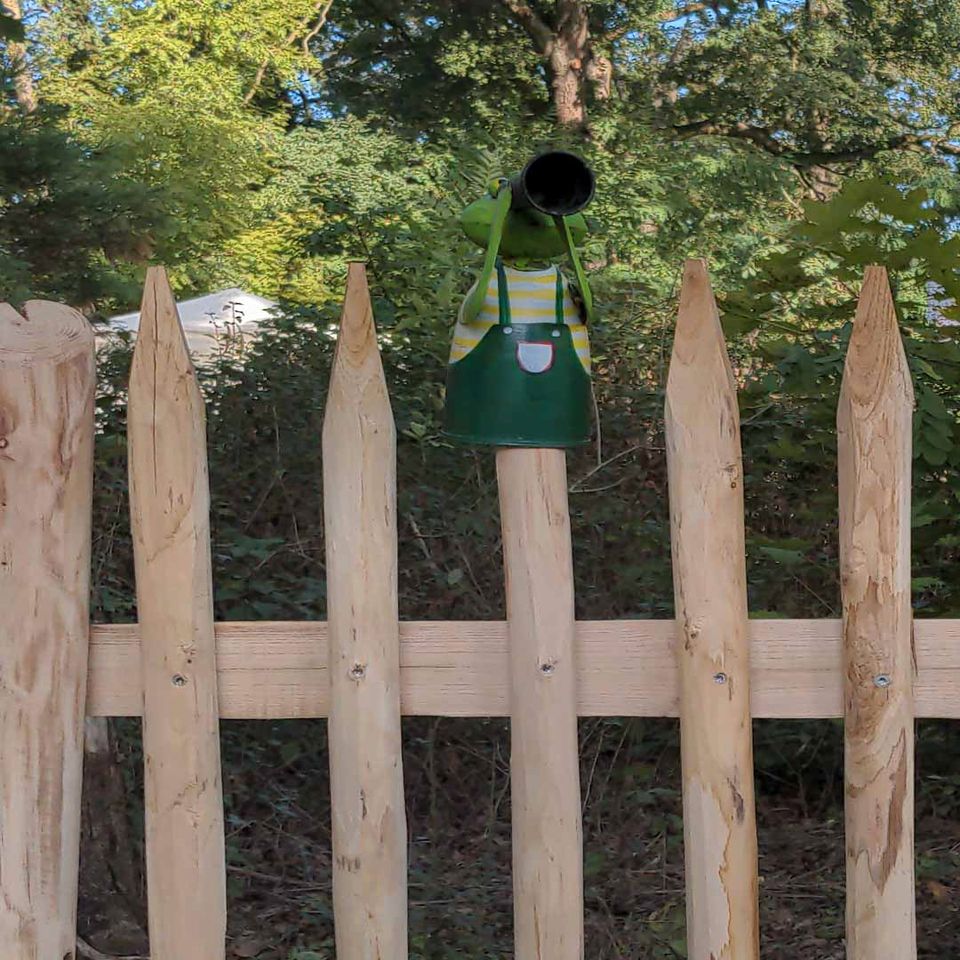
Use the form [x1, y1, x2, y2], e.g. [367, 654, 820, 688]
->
[553, 214, 593, 322]
[554, 268, 565, 326]
[496, 259, 511, 326]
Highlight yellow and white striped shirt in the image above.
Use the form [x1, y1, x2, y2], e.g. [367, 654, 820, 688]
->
[449, 264, 590, 372]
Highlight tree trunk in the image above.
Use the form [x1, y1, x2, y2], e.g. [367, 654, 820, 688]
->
[805, 0, 833, 17]
[2, 0, 37, 113]
[802, 163, 842, 201]
[502, 0, 611, 133]
[548, 42, 585, 128]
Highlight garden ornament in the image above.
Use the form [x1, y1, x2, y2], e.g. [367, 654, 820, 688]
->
[443, 151, 595, 447]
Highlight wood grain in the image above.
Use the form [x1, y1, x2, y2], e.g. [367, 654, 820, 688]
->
[0, 300, 95, 959]
[128, 267, 226, 959]
[322, 263, 407, 959]
[666, 259, 759, 960]
[497, 448, 583, 960]
[85, 618, 960, 720]
[838, 266, 916, 959]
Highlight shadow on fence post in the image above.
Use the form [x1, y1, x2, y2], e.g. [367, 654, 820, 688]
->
[0, 300, 95, 959]
[838, 266, 917, 959]
[323, 263, 408, 959]
[128, 267, 227, 959]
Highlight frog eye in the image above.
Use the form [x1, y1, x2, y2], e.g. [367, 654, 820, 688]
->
[487, 177, 509, 198]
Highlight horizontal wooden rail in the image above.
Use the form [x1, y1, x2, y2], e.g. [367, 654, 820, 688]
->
[87, 619, 960, 719]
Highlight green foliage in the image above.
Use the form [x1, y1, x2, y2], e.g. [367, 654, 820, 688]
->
[726, 177, 960, 615]
[661, 1, 960, 180]
[8, 3, 960, 955]
[0, 112, 168, 306]
[31, 0, 298, 294]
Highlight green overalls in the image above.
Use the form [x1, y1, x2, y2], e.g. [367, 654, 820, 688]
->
[443, 261, 592, 447]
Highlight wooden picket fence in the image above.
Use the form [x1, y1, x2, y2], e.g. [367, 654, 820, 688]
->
[0, 258, 950, 960]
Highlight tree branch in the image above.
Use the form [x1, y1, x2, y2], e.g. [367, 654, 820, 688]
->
[658, 2, 712, 22]
[674, 119, 789, 153]
[302, 4, 330, 53]
[606, 1, 711, 42]
[673, 117, 960, 165]
[76, 939, 147, 960]
[603, 21, 634, 42]
[498, 0, 554, 53]
[243, 0, 333, 105]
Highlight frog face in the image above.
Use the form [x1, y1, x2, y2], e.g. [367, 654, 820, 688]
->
[460, 192, 588, 260]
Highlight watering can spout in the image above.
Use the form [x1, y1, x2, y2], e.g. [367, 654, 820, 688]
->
[511, 151, 595, 217]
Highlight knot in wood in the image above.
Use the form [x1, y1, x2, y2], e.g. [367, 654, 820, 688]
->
[349, 662, 367, 681]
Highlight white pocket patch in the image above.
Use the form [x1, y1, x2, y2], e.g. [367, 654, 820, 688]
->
[516, 341, 555, 374]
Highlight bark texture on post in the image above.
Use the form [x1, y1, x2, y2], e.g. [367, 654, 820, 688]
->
[497, 446, 584, 960]
[128, 267, 226, 960]
[665, 259, 760, 960]
[838, 266, 916, 960]
[0, 300, 95, 959]
[323, 263, 408, 960]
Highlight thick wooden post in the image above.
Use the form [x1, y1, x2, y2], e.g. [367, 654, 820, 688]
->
[323, 263, 408, 959]
[838, 266, 916, 959]
[128, 267, 226, 959]
[665, 260, 759, 960]
[0, 301, 95, 958]
[497, 446, 583, 960]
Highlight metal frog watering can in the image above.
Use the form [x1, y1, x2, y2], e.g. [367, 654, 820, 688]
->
[443, 151, 596, 448]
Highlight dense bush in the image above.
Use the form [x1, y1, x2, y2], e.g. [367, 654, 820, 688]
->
[6, 1, 960, 954]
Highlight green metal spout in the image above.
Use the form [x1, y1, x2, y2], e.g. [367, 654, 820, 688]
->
[510, 151, 596, 217]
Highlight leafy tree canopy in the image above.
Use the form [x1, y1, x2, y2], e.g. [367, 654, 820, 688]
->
[6, 6, 960, 955]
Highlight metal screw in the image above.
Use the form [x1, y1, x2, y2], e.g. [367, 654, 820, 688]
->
[713, 672, 727, 685]
[350, 663, 367, 681]
[502, 326, 513, 334]
[873, 674, 892, 689]
[171, 674, 188, 687]
[540, 661, 556, 676]
[551, 329, 561, 338]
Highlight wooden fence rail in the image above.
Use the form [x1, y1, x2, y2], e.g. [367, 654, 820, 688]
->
[0, 260, 939, 959]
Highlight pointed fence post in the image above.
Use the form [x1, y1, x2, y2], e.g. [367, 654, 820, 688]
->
[497, 446, 584, 960]
[323, 263, 408, 959]
[665, 259, 760, 960]
[128, 267, 226, 959]
[838, 266, 916, 959]
[0, 301, 95, 959]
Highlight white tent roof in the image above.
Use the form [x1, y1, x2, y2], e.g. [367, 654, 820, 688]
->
[106, 287, 279, 355]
